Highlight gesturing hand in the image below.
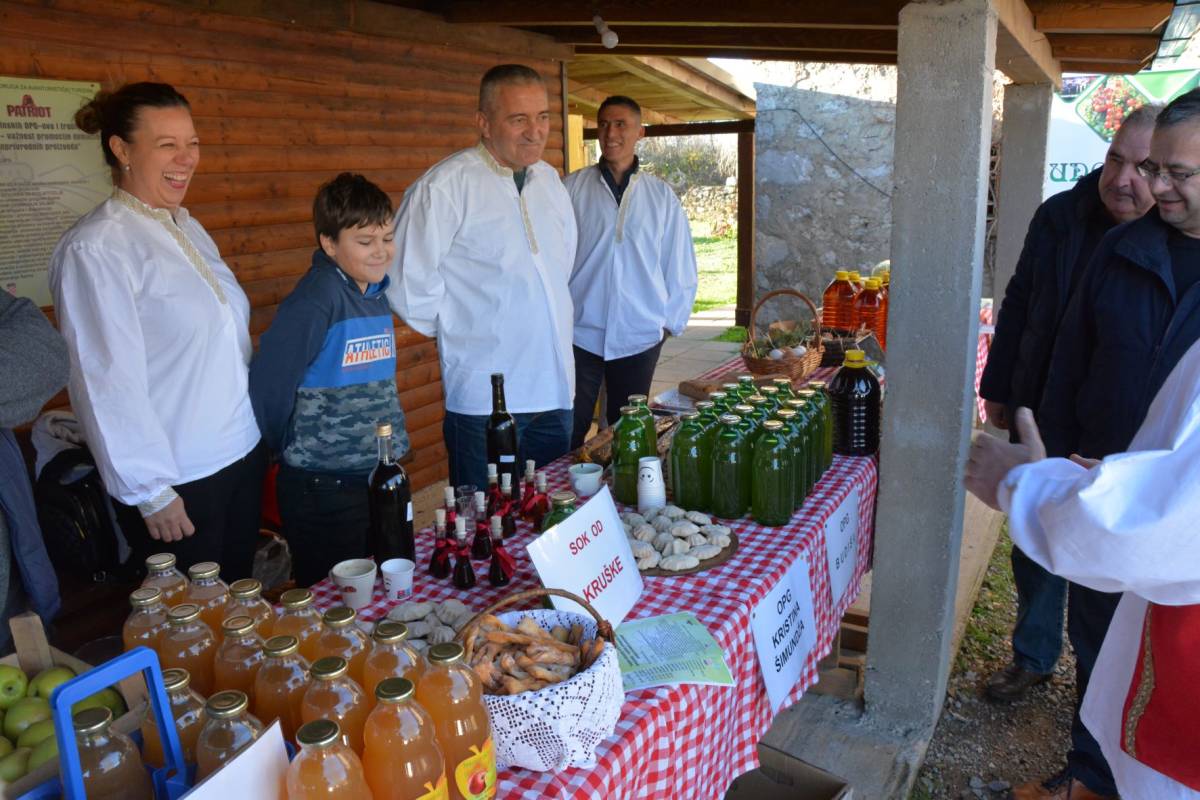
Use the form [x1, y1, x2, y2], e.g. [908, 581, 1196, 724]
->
[145, 496, 195, 542]
[965, 407, 1045, 510]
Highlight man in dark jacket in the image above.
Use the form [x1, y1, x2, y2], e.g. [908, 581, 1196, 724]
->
[1013, 91, 1200, 800]
[980, 106, 1157, 708]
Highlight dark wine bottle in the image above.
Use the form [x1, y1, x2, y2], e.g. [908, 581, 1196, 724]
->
[486, 373, 522, 506]
[367, 421, 414, 562]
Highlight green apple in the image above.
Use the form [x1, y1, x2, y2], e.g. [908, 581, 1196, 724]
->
[71, 687, 125, 720]
[16, 718, 54, 748]
[2, 697, 50, 742]
[27, 736, 56, 772]
[26, 666, 75, 700]
[0, 665, 29, 710]
[0, 747, 31, 782]
[0, 736, 13, 759]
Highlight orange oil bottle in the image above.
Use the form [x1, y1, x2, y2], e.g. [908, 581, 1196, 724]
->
[821, 270, 857, 331]
[853, 278, 886, 349]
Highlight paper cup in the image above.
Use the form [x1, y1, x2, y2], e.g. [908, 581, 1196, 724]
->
[380, 558, 416, 601]
[636, 456, 667, 514]
[568, 463, 604, 497]
[329, 558, 377, 610]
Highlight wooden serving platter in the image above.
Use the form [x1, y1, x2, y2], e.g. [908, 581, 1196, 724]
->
[639, 531, 739, 577]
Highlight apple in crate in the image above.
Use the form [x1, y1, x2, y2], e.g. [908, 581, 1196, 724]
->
[3, 697, 50, 742]
[0, 746, 31, 782]
[27, 666, 75, 700]
[0, 665, 28, 710]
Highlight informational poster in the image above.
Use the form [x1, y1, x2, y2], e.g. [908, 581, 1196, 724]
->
[750, 555, 818, 713]
[615, 612, 734, 692]
[823, 486, 861, 609]
[1045, 69, 1200, 201]
[0, 76, 110, 306]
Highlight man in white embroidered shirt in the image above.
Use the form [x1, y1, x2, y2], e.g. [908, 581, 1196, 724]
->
[387, 64, 577, 489]
[564, 96, 698, 448]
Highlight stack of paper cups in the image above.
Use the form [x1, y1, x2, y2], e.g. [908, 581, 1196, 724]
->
[636, 456, 667, 514]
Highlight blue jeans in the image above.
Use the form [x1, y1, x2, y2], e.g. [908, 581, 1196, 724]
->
[1010, 544, 1067, 674]
[443, 409, 573, 490]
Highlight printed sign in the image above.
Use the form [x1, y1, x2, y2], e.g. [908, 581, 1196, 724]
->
[824, 486, 861, 609]
[750, 555, 818, 713]
[525, 485, 643, 625]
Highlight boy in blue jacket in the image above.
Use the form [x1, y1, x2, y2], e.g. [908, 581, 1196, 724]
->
[250, 173, 410, 586]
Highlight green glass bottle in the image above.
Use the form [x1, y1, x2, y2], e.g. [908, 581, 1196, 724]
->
[695, 400, 720, 433]
[771, 377, 796, 404]
[721, 383, 743, 404]
[540, 490, 578, 532]
[707, 391, 730, 415]
[710, 415, 751, 518]
[759, 385, 781, 413]
[789, 396, 821, 496]
[628, 394, 657, 458]
[669, 412, 710, 511]
[612, 406, 644, 505]
[736, 374, 757, 401]
[746, 396, 771, 427]
[731, 404, 758, 444]
[752, 420, 794, 527]
[774, 408, 807, 508]
[806, 381, 835, 472]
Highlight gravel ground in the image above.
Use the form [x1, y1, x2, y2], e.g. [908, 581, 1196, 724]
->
[912, 531, 1077, 800]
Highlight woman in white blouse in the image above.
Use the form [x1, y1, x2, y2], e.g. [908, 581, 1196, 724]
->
[49, 83, 265, 580]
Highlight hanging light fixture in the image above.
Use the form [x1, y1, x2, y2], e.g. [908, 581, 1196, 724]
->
[592, 14, 619, 49]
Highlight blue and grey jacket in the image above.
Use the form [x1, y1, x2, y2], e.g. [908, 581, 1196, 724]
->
[250, 250, 409, 474]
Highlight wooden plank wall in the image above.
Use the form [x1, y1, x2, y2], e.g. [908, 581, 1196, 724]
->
[1, 0, 571, 490]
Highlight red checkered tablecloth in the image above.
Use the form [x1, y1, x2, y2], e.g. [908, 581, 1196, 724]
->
[975, 304, 994, 424]
[308, 445, 876, 799]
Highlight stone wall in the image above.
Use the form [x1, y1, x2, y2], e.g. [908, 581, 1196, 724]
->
[681, 185, 738, 237]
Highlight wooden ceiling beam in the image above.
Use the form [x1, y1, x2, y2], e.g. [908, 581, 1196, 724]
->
[573, 45, 897, 63]
[565, 79, 680, 125]
[1028, 1, 1172, 34]
[1058, 59, 1145, 73]
[993, 0, 1062, 87]
[594, 55, 756, 117]
[521, 25, 896, 52]
[1046, 32, 1162, 61]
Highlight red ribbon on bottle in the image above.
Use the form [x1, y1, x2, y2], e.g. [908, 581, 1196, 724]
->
[491, 543, 517, 578]
[456, 541, 472, 559]
[432, 538, 452, 570]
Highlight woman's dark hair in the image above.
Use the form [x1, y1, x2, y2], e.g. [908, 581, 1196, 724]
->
[74, 82, 191, 168]
[313, 173, 395, 244]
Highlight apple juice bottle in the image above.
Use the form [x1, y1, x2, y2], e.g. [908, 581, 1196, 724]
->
[184, 562, 230, 641]
[312, 607, 371, 688]
[159, 603, 217, 696]
[123, 586, 169, 652]
[213, 615, 265, 699]
[301, 656, 369, 754]
[75, 707, 153, 799]
[364, 677, 448, 800]
[287, 719, 372, 799]
[141, 666, 205, 768]
[142, 552, 187, 606]
[415, 643, 496, 800]
[362, 620, 424, 703]
[253, 635, 311, 744]
[274, 588, 323, 663]
[224, 578, 275, 639]
[195, 690, 263, 781]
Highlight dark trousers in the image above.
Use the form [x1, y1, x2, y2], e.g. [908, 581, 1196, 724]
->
[443, 408, 573, 491]
[113, 441, 267, 583]
[1065, 582, 1122, 795]
[1010, 545, 1067, 674]
[276, 464, 371, 588]
[571, 340, 665, 450]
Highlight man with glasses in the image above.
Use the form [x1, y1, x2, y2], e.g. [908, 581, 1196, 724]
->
[980, 105, 1158, 712]
[1015, 90, 1200, 800]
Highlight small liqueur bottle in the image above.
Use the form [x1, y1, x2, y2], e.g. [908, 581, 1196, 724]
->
[484, 463, 501, 517]
[442, 485, 457, 528]
[499, 473, 517, 539]
[526, 471, 550, 529]
[487, 516, 513, 588]
[451, 518, 476, 590]
[428, 507, 452, 579]
[471, 491, 492, 559]
[519, 459, 537, 519]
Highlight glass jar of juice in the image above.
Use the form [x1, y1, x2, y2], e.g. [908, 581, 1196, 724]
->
[214, 615, 265, 699]
[771, 377, 795, 403]
[301, 656, 369, 755]
[774, 409, 808, 508]
[274, 588, 323, 662]
[364, 677, 448, 800]
[539, 491, 577, 533]
[759, 385, 781, 413]
[185, 562, 230, 640]
[805, 382, 835, 472]
[195, 690, 263, 782]
[710, 415, 750, 519]
[224, 578, 275, 639]
[362, 621, 424, 702]
[123, 586, 169, 652]
[627, 394, 657, 456]
[253, 635, 310, 743]
[694, 400, 720, 433]
[160, 604, 217, 696]
[611, 405, 644, 506]
[287, 719, 372, 799]
[730, 404, 757, 444]
[415, 643, 496, 800]
[752, 420, 795, 527]
[720, 382, 742, 404]
[706, 391, 730, 415]
[313, 606, 371, 687]
[74, 707, 154, 800]
[141, 666, 206, 768]
[785, 398, 819, 497]
[669, 412, 710, 512]
[736, 375, 757, 401]
[746, 395, 771, 427]
[142, 552, 188, 606]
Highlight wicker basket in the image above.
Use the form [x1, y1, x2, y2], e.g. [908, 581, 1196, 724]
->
[741, 288, 824, 380]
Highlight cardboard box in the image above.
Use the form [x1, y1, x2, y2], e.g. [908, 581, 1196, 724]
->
[725, 742, 852, 800]
[0, 613, 148, 798]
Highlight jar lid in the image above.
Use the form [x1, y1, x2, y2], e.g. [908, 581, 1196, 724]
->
[373, 620, 409, 643]
[732, 404, 753, 414]
[187, 562, 220, 580]
[222, 615, 255, 636]
[145, 553, 177, 571]
[695, 401, 715, 410]
[797, 389, 816, 399]
[747, 395, 767, 406]
[426, 642, 465, 664]
[263, 635, 300, 657]
[229, 578, 262, 599]
[619, 405, 637, 416]
[772, 377, 792, 386]
[310, 656, 348, 681]
[737, 374, 754, 383]
[376, 421, 393, 437]
[760, 386, 779, 396]
[162, 667, 191, 691]
[808, 380, 827, 390]
[205, 690, 249, 719]
[776, 408, 797, 419]
[721, 383, 740, 392]
[279, 588, 314, 609]
[296, 718, 340, 748]
[550, 490, 576, 507]
[627, 394, 648, 404]
[73, 706, 112, 734]
[680, 411, 699, 421]
[167, 603, 201, 624]
[323, 606, 356, 627]
[763, 420, 784, 431]
[130, 587, 162, 608]
[375, 677, 415, 704]
[719, 414, 741, 425]
[706, 391, 726, 400]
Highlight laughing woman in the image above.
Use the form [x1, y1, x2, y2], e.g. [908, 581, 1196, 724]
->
[49, 82, 265, 580]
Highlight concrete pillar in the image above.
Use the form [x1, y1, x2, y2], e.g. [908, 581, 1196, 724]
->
[992, 83, 1052, 300]
[865, 0, 995, 731]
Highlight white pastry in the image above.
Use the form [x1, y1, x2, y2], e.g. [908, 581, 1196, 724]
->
[707, 533, 733, 548]
[687, 533, 708, 547]
[435, 599, 470, 627]
[662, 505, 686, 519]
[630, 540, 655, 559]
[652, 516, 675, 532]
[660, 554, 700, 571]
[667, 538, 691, 556]
[404, 619, 433, 639]
[622, 512, 648, 527]
[670, 522, 700, 538]
[653, 531, 675, 553]
[388, 601, 433, 622]
[637, 551, 661, 570]
[632, 523, 657, 542]
[690, 543, 723, 560]
[685, 511, 712, 526]
[429, 625, 457, 645]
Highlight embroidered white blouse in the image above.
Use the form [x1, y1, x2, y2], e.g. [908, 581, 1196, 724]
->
[49, 190, 261, 514]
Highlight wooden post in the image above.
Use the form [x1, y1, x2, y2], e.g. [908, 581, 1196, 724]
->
[736, 129, 755, 328]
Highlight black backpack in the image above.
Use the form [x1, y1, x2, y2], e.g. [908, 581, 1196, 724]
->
[34, 447, 123, 582]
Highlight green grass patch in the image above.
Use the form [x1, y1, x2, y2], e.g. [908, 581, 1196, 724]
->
[954, 523, 1017, 673]
[692, 233, 737, 313]
[713, 325, 747, 343]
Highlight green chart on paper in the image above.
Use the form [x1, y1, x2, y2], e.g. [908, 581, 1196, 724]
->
[615, 612, 735, 692]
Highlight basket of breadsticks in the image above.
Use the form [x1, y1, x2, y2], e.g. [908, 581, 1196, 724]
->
[456, 587, 623, 772]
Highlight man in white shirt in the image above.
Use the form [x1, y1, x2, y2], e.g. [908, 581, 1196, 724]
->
[387, 64, 577, 489]
[564, 96, 698, 448]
